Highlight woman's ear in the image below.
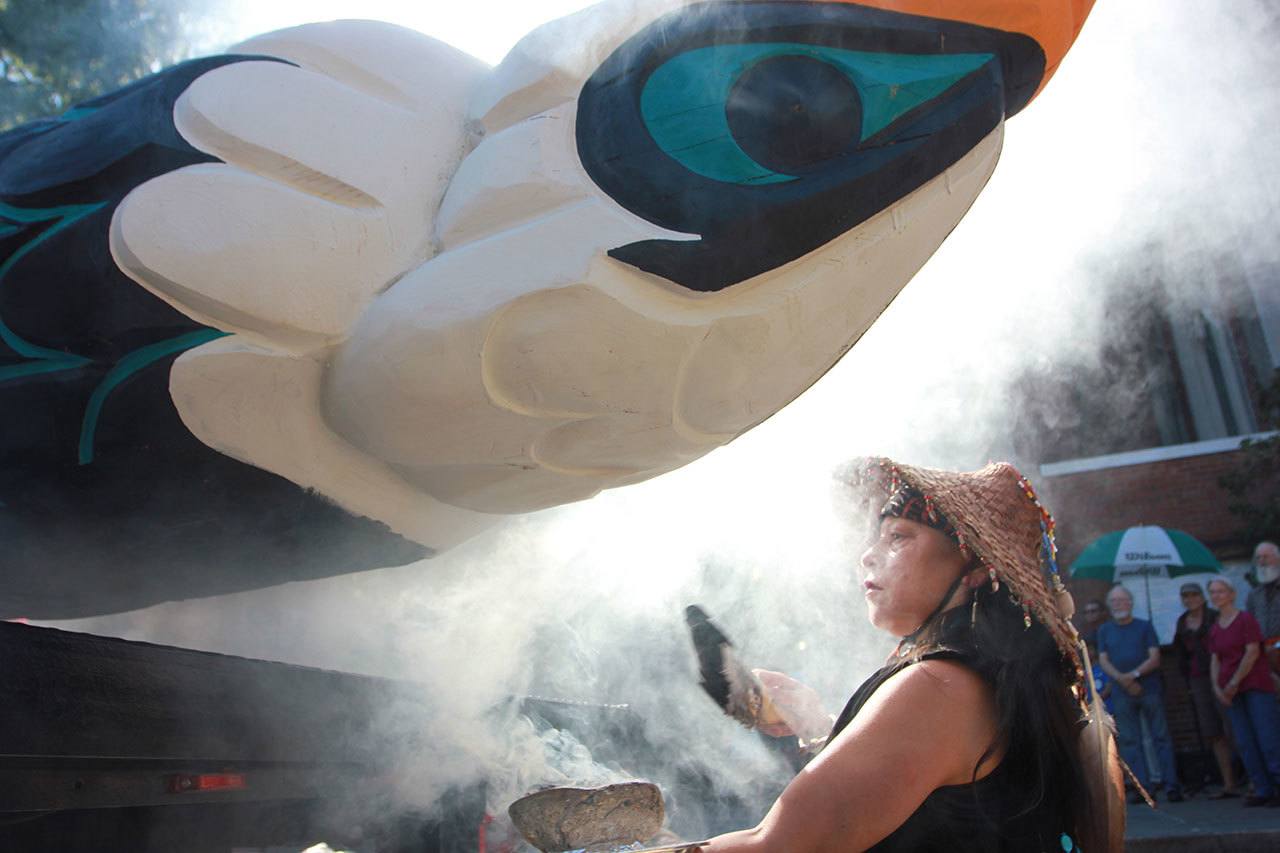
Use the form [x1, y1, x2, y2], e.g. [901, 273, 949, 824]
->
[962, 564, 987, 589]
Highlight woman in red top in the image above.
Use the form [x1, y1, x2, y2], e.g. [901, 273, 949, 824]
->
[1207, 578, 1280, 806]
[1175, 583, 1240, 797]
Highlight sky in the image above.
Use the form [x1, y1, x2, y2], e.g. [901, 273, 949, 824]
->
[41, 0, 1280, 831]
[222, 0, 599, 66]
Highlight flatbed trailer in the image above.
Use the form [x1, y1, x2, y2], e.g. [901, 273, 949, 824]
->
[1, 619, 776, 852]
[0, 620, 485, 852]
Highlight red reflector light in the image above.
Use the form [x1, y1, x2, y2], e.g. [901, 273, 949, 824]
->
[166, 773, 247, 793]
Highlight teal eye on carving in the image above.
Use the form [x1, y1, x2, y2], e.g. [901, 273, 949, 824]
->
[639, 44, 994, 185]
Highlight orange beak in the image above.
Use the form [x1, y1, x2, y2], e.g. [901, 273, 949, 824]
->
[831, 0, 1096, 106]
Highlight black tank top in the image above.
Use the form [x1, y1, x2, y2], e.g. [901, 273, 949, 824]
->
[829, 645, 1073, 852]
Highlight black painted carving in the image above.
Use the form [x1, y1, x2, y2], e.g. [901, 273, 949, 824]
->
[576, 1, 1045, 292]
[725, 54, 863, 175]
[0, 57, 427, 620]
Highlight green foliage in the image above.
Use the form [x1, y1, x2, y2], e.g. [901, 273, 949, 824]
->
[0, 0, 218, 129]
[1219, 368, 1280, 544]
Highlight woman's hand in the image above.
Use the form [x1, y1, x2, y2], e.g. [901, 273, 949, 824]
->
[1222, 682, 1240, 704]
[753, 669, 832, 742]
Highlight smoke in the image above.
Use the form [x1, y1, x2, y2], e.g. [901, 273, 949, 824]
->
[36, 0, 1280, 847]
[44, 467, 876, 840]
[695, 0, 1280, 478]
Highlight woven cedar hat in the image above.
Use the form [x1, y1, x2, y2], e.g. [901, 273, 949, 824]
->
[842, 457, 1081, 670]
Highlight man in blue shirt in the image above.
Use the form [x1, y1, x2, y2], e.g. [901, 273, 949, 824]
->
[1097, 585, 1183, 803]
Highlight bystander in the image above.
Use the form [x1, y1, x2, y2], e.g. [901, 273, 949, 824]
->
[1174, 582, 1241, 797]
[1098, 585, 1184, 803]
[1079, 598, 1110, 646]
[1208, 577, 1280, 808]
[1245, 541, 1280, 692]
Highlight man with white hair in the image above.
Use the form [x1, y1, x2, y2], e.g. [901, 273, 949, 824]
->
[1097, 584, 1183, 803]
[1245, 541, 1280, 690]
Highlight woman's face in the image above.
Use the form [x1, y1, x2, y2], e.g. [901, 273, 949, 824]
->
[1208, 581, 1235, 609]
[860, 516, 968, 637]
[1180, 589, 1205, 613]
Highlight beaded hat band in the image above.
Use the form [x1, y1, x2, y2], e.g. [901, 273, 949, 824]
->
[879, 485, 960, 543]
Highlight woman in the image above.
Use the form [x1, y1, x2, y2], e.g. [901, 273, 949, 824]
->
[1207, 578, 1280, 807]
[701, 459, 1123, 853]
[1173, 582, 1240, 797]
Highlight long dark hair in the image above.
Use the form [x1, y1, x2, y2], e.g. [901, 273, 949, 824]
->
[897, 580, 1089, 836]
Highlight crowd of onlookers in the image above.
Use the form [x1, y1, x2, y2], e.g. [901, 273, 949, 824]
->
[1080, 540, 1280, 807]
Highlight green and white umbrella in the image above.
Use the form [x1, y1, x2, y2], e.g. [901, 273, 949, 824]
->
[1071, 525, 1222, 630]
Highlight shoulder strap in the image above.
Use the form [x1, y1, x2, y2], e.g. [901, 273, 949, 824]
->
[828, 649, 970, 742]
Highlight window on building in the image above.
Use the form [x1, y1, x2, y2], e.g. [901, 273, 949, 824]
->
[1008, 249, 1273, 465]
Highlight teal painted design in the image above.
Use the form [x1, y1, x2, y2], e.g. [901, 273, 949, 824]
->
[641, 47, 797, 186]
[0, 223, 22, 239]
[640, 44, 992, 185]
[849, 50, 993, 139]
[59, 105, 99, 121]
[0, 199, 105, 372]
[0, 358, 97, 382]
[1060, 832, 1075, 851]
[78, 328, 228, 465]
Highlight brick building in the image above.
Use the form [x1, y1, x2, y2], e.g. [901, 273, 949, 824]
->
[1016, 259, 1279, 775]
[1040, 437, 1266, 564]
[1037, 438, 1274, 760]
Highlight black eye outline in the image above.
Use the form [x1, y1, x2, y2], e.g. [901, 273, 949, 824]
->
[576, 1, 1045, 293]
